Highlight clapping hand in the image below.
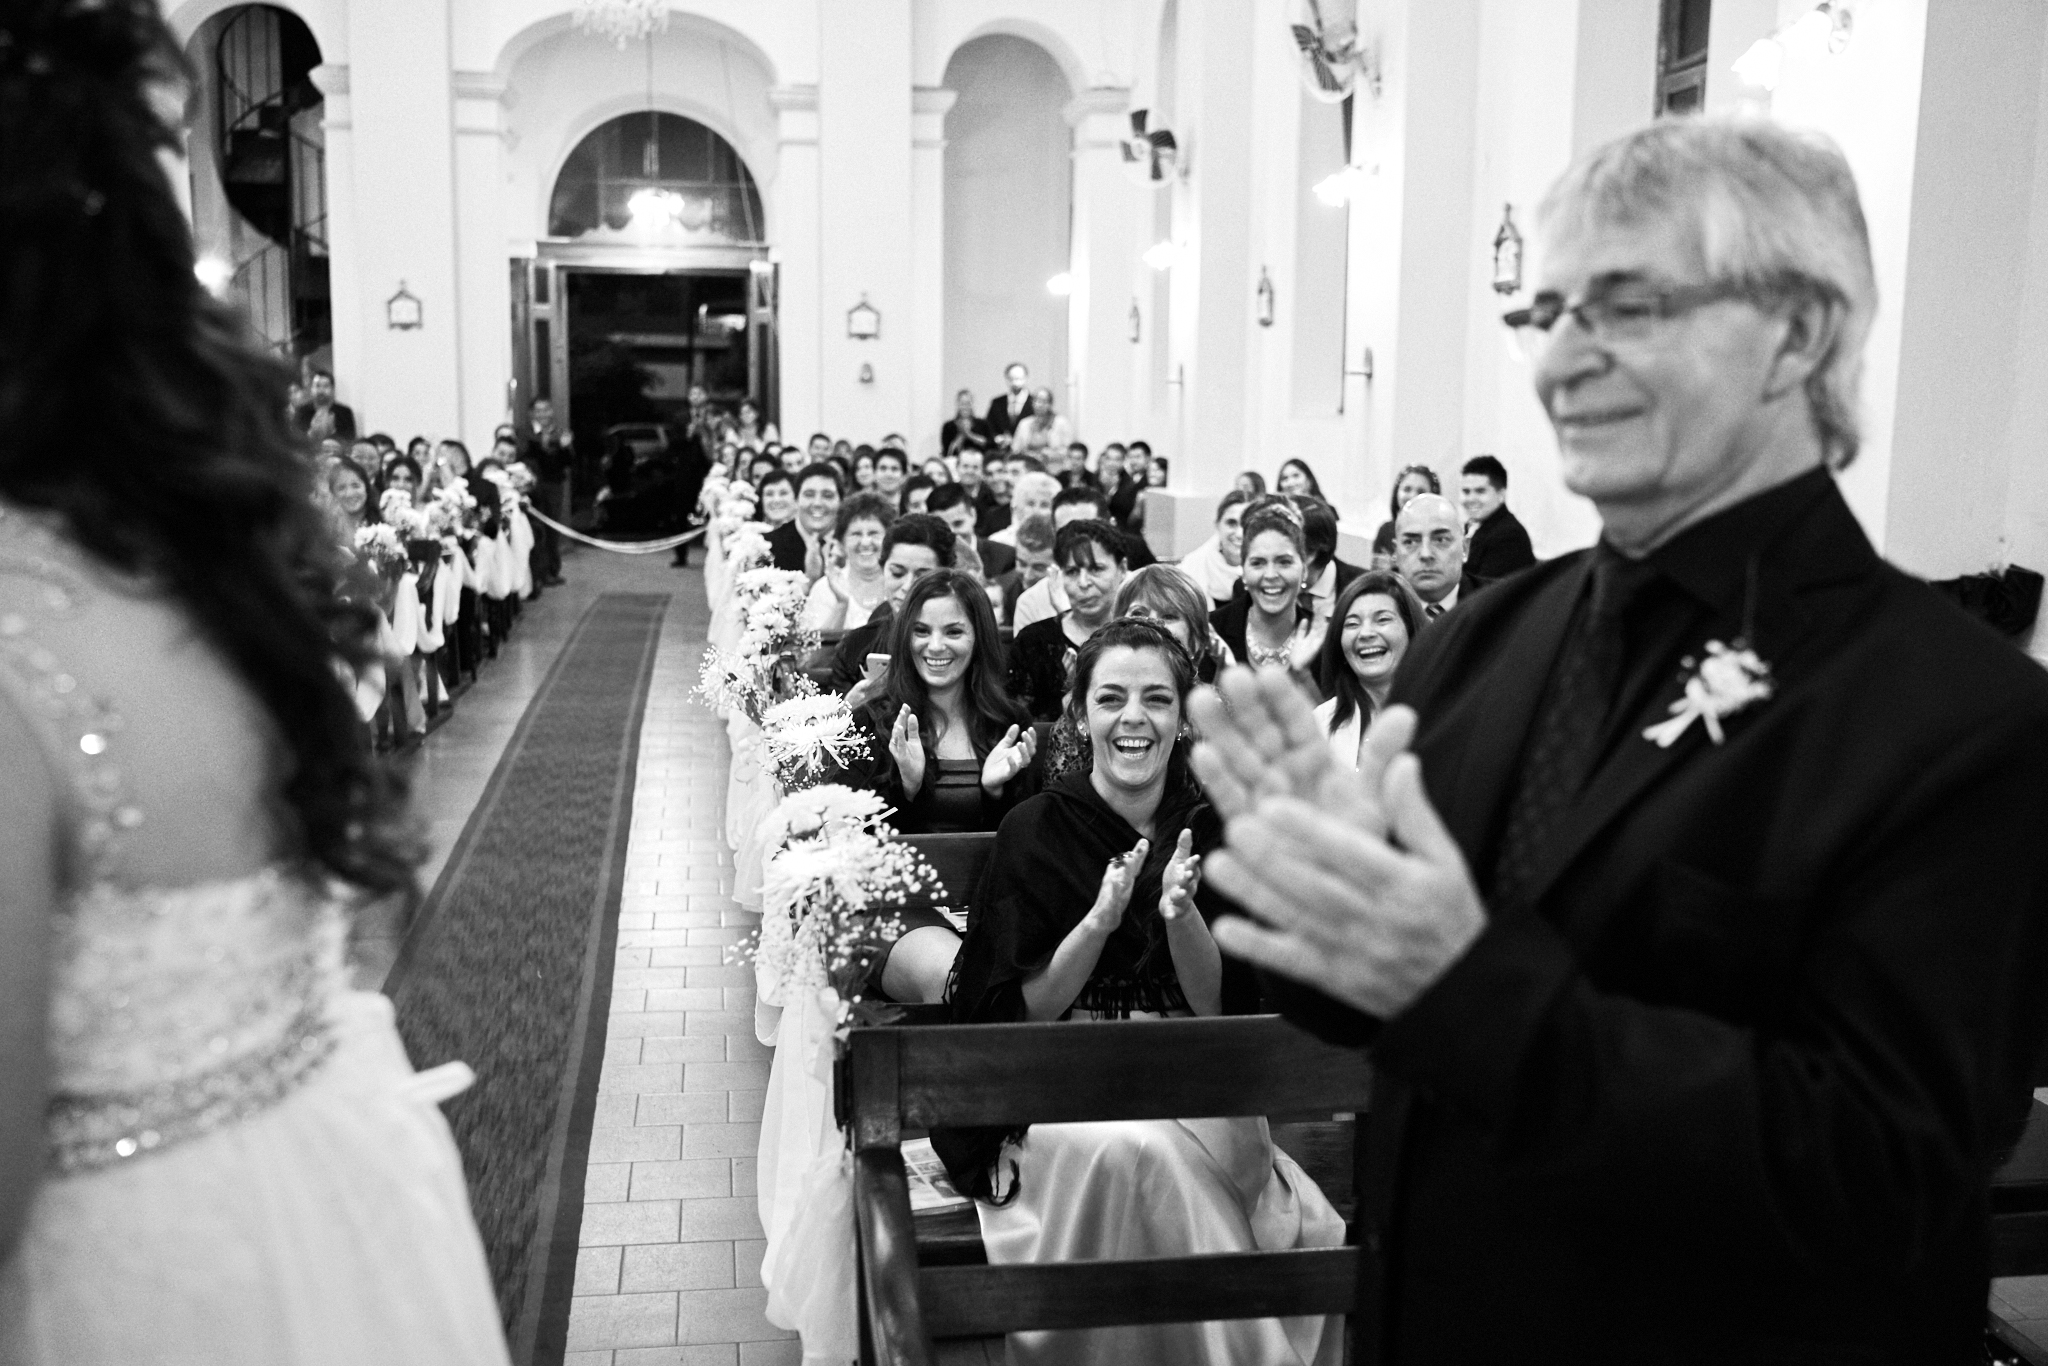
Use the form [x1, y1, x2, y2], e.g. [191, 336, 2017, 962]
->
[888, 704, 927, 798]
[1081, 842, 1147, 936]
[1190, 668, 1485, 1018]
[980, 723, 1038, 793]
[822, 544, 850, 601]
[1159, 828, 1202, 922]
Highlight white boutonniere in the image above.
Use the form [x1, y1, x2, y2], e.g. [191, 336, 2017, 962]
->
[1643, 640, 1774, 748]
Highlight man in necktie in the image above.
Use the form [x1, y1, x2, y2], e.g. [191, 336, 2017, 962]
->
[1189, 117, 2048, 1363]
[1393, 493, 1466, 619]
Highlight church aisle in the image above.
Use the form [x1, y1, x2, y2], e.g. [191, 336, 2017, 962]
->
[562, 567, 799, 1366]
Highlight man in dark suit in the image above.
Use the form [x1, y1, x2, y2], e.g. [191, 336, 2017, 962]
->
[984, 362, 1034, 449]
[1190, 117, 2048, 1363]
[925, 481, 1015, 579]
[1460, 453, 1537, 590]
[294, 368, 356, 442]
[766, 462, 840, 578]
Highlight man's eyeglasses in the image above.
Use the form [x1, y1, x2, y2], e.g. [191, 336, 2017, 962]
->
[1501, 280, 1758, 353]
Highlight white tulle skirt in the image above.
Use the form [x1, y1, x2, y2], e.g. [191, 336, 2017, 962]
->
[980, 1116, 1347, 1366]
[0, 992, 510, 1366]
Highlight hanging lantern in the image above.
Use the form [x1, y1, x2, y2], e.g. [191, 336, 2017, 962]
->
[847, 296, 881, 340]
[1492, 202, 1523, 296]
[1256, 267, 1276, 328]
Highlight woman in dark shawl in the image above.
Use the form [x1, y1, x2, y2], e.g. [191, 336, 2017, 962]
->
[934, 619, 1343, 1366]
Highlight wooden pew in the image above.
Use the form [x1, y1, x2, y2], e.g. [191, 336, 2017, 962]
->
[841, 1015, 1369, 1364]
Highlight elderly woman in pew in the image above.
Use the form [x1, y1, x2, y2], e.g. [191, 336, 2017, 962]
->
[935, 617, 1346, 1366]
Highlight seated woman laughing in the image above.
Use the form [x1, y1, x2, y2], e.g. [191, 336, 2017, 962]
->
[935, 617, 1345, 1366]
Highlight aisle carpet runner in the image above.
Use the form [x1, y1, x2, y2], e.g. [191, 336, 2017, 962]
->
[388, 592, 669, 1366]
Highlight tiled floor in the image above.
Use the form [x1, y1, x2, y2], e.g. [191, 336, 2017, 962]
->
[560, 577, 798, 1366]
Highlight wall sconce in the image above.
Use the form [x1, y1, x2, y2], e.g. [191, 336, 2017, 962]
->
[387, 281, 422, 330]
[1142, 240, 1177, 272]
[1128, 299, 1142, 344]
[858, 362, 874, 385]
[847, 295, 880, 340]
[1256, 268, 1276, 327]
[1491, 204, 1523, 296]
[1046, 272, 1074, 297]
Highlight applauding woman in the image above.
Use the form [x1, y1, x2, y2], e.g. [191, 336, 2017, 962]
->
[799, 491, 895, 632]
[936, 619, 1342, 1366]
[1209, 498, 1320, 680]
[833, 569, 1038, 835]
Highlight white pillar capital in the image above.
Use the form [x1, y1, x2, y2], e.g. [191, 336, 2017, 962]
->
[311, 62, 350, 129]
[913, 87, 957, 149]
[451, 72, 508, 136]
[1065, 86, 1131, 143]
[770, 84, 820, 146]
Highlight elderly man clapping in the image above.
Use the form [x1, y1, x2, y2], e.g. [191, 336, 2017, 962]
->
[1191, 117, 2048, 1363]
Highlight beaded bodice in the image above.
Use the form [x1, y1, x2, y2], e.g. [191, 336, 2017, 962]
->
[0, 501, 345, 1173]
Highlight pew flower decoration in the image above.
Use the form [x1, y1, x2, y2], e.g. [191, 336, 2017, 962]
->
[723, 523, 773, 574]
[379, 488, 419, 528]
[1643, 640, 1774, 748]
[695, 647, 817, 724]
[740, 783, 944, 1030]
[732, 567, 815, 660]
[505, 462, 537, 496]
[760, 693, 871, 792]
[352, 522, 409, 576]
[427, 483, 480, 541]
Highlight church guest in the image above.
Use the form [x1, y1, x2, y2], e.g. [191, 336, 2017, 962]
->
[806, 431, 832, 463]
[1191, 115, 2048, 1364]
[941, 388, 990, 458]
[754, 469, 796, 528]
[1372, 463, 1441, 567]
[779, 442, 806, 474]
[1299, 497, 1363, 641]
[985, 361, 1035, 447]
[1311, 570, 1425, 770]
[899, 472, 935, 516]
[1096, 443, 1143, 532]
[437, 439, 501, 537]
[830, 514, 956, 705]
[1460, 453, 1537, 590]
[293, 367, 356, 442]
[1178, 489, 1251, 608]
[328, 456, 374, 543]
[831, 569, 1038, 842]
[1210, 500, 1318, 678]
[801, 490, 897, 632]
[1394, 491, 1467, 619]
[746, 451, 781, 488]
[989, 512, 1055, 629]
[1275, 457, 1325, 501]
[927, 482, 1015, 579]
[920, 457, 952, 485]
[851, 447, 877, 491]
[989, 470, 1058, 548]
[1006, 520, 1128, 722]
[522, 397, 571, 587]
[381, 456, 423, 508]
[977, 455, 1014, 537]
[1233, 470, 1266, 497]
[1011, 485, 1156, 629]
[733, 398, 777, 450]
[935, 619, 1345, 1366]
[768, 463, 842, 579]
[873, 447, 908, 503]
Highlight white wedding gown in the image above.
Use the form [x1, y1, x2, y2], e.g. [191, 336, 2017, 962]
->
[0, 504, 508, 1364]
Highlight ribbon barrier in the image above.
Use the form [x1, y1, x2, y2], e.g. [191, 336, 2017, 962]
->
[523, 506, 705, 555]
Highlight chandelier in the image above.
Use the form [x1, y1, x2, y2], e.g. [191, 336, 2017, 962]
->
[573, 0, 668, 48]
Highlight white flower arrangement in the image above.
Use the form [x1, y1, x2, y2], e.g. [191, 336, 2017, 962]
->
[722, 522, 773, 572]
[761, 693, 871, 792]
[352, 522, 409, 575]
[737, 784, 943, 1023]
[427, 482, 480, 539]
[505, 462, 537, 495]
[1643, 640, 1775, 748]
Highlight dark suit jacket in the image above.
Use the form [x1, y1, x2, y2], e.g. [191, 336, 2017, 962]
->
[1269, 475, 2048, 1363]
[297, 401, 357, 442]
[985, 393, 1034, 441]
[940, 416, 990, 456]
[975, 537, 1016, 580]
[976, 501, 1012, 539]
[1464, 504, 1536, 590]
[766, 521, 810, 574]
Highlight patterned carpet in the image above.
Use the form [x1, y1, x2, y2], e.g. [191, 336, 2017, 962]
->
[388, 592, 670, 1366]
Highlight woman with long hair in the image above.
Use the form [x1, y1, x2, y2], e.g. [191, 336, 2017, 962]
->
[1312, 569, 1427, 768]
[327, 455, 376, 543]
[1209, 499, 1320, 680]
[1274, 457, 1325, 501]
[935, 618, 1343, 1366]
[0, 3, 505, 1359]
[1372, 463, 1441, 568]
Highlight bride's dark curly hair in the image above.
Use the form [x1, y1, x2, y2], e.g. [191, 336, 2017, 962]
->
[0, 0, 418, 895]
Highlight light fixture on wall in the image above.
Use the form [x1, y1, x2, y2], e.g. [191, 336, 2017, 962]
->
[1312, 163, 1369, 208]
[1128, 299, 1142, 344]
[858, 363, 875, 385]
[572, 0, 668, 48]
[847, 295, 881, 340]
[1732, 1, 1852, 93]
[1142, 240, 1177, 272]
[1046, 272, 1075, 297]
[1491, 204, 1523, 296]
[1256, 268, 1276, 327]
[387, 281, 422, 330]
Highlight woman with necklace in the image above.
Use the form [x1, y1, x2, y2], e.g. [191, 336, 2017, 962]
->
[1005, 519, 1128, 722]
[1209, 500, 1321, 683]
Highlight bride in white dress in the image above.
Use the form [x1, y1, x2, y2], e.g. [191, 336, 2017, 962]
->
[0, 5, 507, 1360]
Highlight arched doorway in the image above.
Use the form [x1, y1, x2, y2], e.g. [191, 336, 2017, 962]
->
[184, 3, 329, 360]
[517, 111, 771, 534]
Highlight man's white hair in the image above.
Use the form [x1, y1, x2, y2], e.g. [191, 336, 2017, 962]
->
[1537, 117, 1877, 468]
[1014, 471, 1061, 503]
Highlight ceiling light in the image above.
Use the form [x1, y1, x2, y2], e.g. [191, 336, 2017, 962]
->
[1142, 241, 1177, 271]
[1312, 164, 1369, 207]
[193, 256, 234, 296]
[1045, 272, 1074, 296]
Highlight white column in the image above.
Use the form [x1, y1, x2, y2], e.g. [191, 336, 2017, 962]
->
[770, 85, 821, 441]
[911, 88, 956, 460]
[341, 0, 462, 438]
[817, 0, 914, 441]
[1065, 88, 1139, 453]
[452, 72, 511, 447]
[310, 62, 362, 409]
